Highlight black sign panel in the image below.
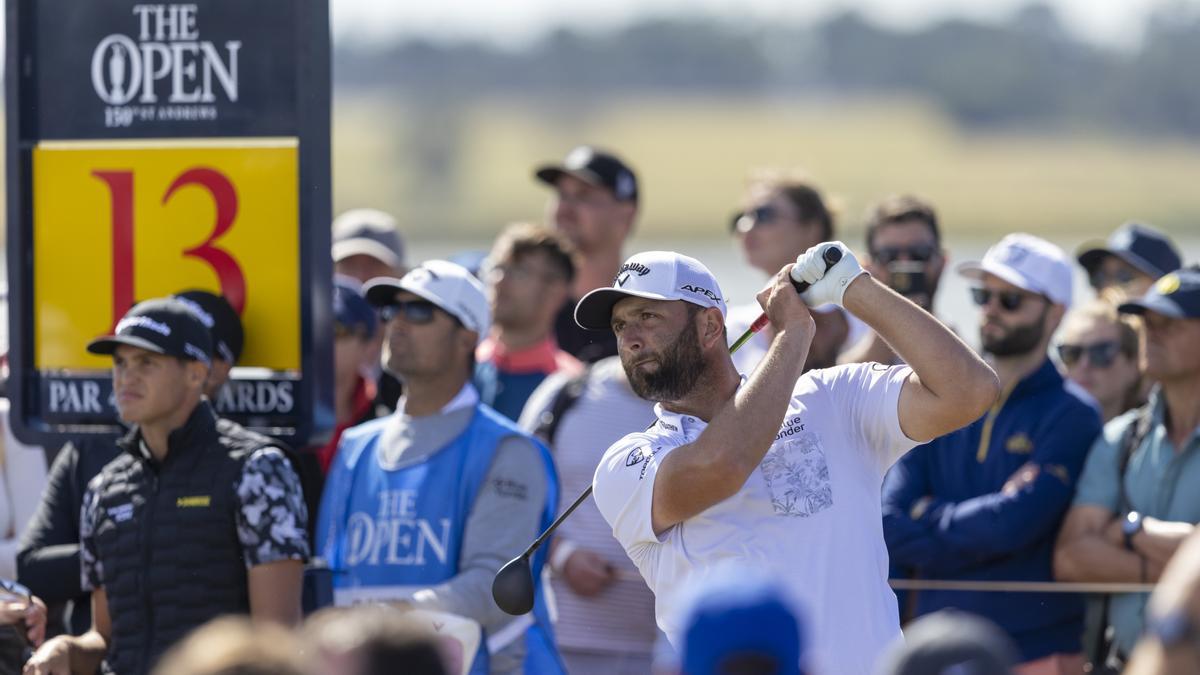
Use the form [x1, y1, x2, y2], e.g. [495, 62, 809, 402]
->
[33, 0, 298, 139]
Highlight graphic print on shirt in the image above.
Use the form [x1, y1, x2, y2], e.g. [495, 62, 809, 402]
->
[759, 430, 833, 517]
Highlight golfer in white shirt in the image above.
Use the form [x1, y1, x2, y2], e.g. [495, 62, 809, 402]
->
[576, 243, 999, 674]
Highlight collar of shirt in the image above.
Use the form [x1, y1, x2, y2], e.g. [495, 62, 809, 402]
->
[1146, 387, 1200, 448]
[652, 376, 747, 443]
[477, 336, 564, 374]
[1007, 358, 1064, 402]
[394, 382, 479, 418]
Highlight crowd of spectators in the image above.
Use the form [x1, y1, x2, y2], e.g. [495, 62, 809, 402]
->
[0, 143, 1197, 675]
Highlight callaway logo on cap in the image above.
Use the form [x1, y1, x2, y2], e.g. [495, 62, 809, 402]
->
[574, 251, 726, 331]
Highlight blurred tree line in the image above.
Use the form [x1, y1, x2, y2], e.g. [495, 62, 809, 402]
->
[334, 2, 1200, 138]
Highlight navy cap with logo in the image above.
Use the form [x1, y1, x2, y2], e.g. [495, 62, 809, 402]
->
[1077, 222, 1182, 280]
[172, 290, 244, 365]
[87, 298, 214, 365]
[535, 146, 639, 203]
[1119, 266, 1200, 319]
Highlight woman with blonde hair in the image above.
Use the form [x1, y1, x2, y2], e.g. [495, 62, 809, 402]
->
[1055, 292, 1144, 422]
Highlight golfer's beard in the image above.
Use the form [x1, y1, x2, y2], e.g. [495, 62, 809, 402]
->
[625, 327, 706, 402]
[982, 310, 1047, 357]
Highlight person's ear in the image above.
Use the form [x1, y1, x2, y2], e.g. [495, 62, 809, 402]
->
[698, 308, 726, 350]
[187, 361, 209, 389]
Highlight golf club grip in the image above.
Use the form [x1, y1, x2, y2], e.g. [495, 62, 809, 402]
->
[521, 484, 593, 559]
[789, 245, 843, 294]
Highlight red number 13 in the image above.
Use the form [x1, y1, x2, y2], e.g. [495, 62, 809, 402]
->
[93, 167, 247, 330]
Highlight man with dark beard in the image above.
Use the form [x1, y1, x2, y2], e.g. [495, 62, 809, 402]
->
[882, 234, 1103, 672]
[579, 247, 998, 673]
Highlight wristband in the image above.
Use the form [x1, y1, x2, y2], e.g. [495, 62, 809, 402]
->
[550, 540, 578, 573]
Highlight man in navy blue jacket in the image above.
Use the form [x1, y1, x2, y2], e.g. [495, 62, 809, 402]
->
[883, 234, 1103, 670]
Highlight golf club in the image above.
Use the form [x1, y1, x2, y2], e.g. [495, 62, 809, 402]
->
[492, 246, 843, 616]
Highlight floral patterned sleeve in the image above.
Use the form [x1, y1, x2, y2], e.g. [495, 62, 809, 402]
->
[79, 479, 104, 592]
[234, 447, 310, 568]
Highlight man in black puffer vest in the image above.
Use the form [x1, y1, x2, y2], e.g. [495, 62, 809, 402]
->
[24, 298, 309, 675]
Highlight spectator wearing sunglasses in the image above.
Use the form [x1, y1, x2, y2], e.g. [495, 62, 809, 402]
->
[1055, 266, 1200, 669]
[1077, 222, 1182, 297]
[475, 223, 583, 422]
[1056, 296, 1144, 423]
[726, 171, 863, 374]
[317, 261, 564, 674]
[842, 195, 948, 366]
[883, 234, 1102, 671]
[535, 146, 639, 364]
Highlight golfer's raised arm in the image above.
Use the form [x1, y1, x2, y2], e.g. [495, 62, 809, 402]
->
[836, 250, 1000, 442]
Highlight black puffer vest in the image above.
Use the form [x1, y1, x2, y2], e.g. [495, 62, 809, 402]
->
[90, 402, 273, 675]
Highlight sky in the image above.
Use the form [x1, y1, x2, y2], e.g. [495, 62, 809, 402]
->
[331, 0, 1195, 51]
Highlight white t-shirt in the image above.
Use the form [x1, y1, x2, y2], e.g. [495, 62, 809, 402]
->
[592, 362, 917, 675]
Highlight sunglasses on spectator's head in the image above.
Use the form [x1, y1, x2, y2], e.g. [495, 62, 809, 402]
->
[729, 205, 782, 234]
[380, 299, 440, 325]
[970, 287, 1039, 312]
[1057, 340, 1122, 368]
[873, 244, 937, 265]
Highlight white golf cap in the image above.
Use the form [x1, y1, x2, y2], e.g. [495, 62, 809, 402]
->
[575, 251, 727, 330]
[957, 233, 1074, 306]
[363, 260, 491, 344]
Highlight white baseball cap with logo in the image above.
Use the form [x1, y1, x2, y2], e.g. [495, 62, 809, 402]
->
[957, 233, 1074, 306]
[363, 260, 491, 344]
[575, 251, 727, 330]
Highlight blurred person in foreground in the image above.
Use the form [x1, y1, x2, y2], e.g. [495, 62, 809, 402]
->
[1125, 530, 1200, 675]
[1076, 222, 1181, 298]
[1055, 266, 1200, 670]
[24, 298, 308, 675]
[331, 208, 408, 412]
[475, 223, 583, 421]
[841, 195, 948, 366]
[883, 234, 1101, 673]
[877, 610, 1018, 675]
[535, 146, 639, 363]
[673, 568, 806, 675]
[1, 578, 46, 671]
[148, 617, 304, 675]
[581, 244, 998, 673]
[304, 606, 449, 675]
[518, 356, 658, 673]
[18, 290, 244, 637]
[317, 262, 563, 673]
[726, 172, 863, 373]
[1055, 295, 1145, 423]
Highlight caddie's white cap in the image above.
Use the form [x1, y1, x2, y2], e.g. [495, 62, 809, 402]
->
[957, 233, 1074, 306]
[575, 251, 727, 331]
[363, 260, 491, 344]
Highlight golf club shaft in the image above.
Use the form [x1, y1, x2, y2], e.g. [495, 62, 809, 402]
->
[519, 246, 844, 559]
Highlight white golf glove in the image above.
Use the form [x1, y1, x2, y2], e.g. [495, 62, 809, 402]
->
[790, 241, 867, 307]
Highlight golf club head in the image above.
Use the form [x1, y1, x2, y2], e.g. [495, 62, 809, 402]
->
[492, 554, 536, 615]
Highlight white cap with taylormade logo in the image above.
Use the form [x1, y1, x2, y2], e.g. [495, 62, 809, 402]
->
[363, 260, 491, 344]
[957, 233, 1074, 306]
[575, 251, 727, 330]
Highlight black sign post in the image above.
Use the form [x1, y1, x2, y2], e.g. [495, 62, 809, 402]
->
[5, 0, 332, 446]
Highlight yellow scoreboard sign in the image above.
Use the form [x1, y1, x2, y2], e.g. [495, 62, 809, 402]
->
[32, 138, 300, 372]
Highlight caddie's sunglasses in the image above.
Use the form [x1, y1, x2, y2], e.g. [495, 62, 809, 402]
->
[729, 205, 782, 234]
[970, 287, 1039, 312]
[1057, 340, 1122, 368]
[873, 244, 937, 265]
[380, 300, 439, 325]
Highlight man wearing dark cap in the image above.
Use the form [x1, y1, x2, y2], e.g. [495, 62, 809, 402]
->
[535, 146, 639, 363]
[1056, 266, 1200, 670]
[18, 290, 246, 637]
[24, 299, 309, 675]
[332, 208, 408, 285]
[1077, 222, 1182, 297]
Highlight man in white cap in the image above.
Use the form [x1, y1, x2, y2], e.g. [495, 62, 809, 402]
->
[315, 261, 564, 674]
[882, 234, 1103, 672]
[581, 244, 998, 674]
